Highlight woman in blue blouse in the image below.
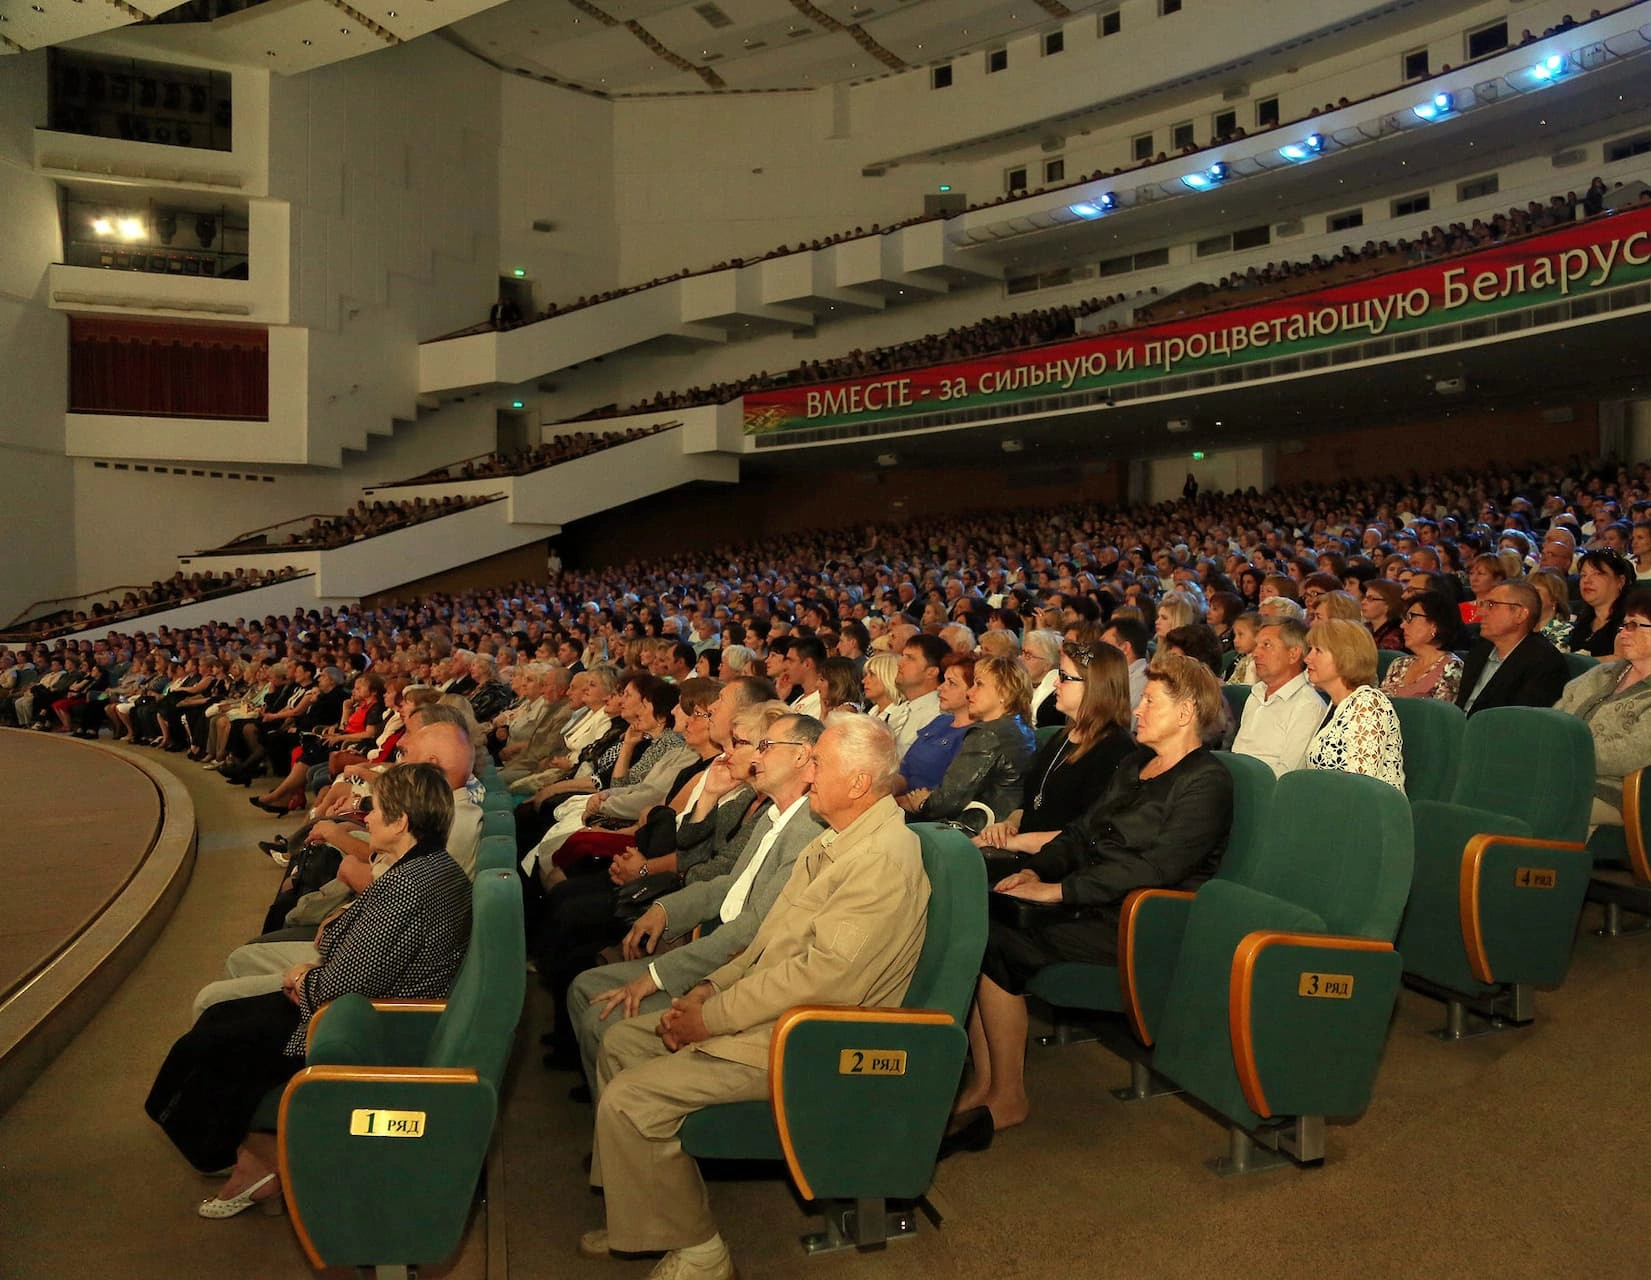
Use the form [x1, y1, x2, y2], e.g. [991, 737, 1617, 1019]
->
[898, 652, 975, 794]
[146, 762, 472, 1218]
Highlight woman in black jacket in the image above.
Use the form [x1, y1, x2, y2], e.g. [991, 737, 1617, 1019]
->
[898, 655, 1036, 830]
[955, 653, 1234, 1132]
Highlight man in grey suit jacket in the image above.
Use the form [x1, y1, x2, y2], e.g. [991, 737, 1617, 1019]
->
[568, 712, 827, 1090]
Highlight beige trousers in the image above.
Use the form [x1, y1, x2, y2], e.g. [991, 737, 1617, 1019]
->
[591, 1016, 767, 1254]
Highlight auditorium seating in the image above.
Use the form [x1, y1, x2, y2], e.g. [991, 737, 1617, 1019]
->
[1024, 751, 1275, 1057]
[272, 867, 525, 1276]
[675, 823, 986, 1254]
[1391, 698, 1465, 806]
[1587, 765, 1651, 936]
[1123, 770, 1413, 1173]
[1395, 708, 1595, 1039]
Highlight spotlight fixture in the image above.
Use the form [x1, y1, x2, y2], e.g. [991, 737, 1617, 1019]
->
[1069, 202, 1103, 219]
[116, 216, 144, 240]
[1530, 53, 1566, 81]
[1278, 133, 1325, 162]
[1411, 91, 1453, 121]
[91, 216, 112, 236]
[195, 214, 216, 248]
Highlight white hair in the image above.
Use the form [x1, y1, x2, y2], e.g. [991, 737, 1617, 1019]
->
[823, 709, 900, 795]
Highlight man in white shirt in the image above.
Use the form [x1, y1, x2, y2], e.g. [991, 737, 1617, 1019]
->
[1231, 618, 1325, 777]
[566, 711, 827, 1090]
[894, 633, 949, 755]
[787, 636, 827, 718]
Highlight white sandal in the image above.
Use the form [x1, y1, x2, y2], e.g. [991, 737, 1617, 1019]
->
[198, 1171, 284, 1219]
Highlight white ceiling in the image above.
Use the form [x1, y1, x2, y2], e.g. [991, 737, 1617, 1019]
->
[448, 0, 1111, 95]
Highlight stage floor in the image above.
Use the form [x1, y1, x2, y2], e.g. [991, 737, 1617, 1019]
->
[0, 732, 162, 1002]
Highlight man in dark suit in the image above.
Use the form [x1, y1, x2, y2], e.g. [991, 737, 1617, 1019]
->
[1456, 580, 1569, 717]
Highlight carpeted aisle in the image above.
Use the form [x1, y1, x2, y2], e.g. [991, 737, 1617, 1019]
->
[4, 741, 1650, 1279]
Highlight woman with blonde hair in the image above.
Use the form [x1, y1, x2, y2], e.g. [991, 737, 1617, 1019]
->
[862, 651, 909, 742]
[1304, 618, 1406, 792]
[900, 654, 1035, 828]
[1529, 567, 1574, 649]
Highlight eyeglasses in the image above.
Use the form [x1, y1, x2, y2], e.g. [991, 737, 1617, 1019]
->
[756, 739, 808, 754]
[728, 735, 753, 749]
[1403, 611, 1429, 622]
[1620, 621, 1651, 634]
[689, 708, 714, 720]
[1482, 599, 1528, 612]
[1056, 669, 1087, 684]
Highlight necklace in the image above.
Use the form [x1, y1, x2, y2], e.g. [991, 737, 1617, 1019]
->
[1031, 735, 1076, 811]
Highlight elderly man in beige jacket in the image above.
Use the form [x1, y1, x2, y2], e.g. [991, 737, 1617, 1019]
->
[578, 713, 929, 1280]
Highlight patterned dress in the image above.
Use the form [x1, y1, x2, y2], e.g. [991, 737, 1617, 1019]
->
[1306, 684, 1406, 793]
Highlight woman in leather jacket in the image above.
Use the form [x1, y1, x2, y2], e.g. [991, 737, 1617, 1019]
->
[899, 655, 1036, 828]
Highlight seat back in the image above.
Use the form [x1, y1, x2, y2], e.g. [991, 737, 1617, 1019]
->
[1391, 697, 1466, 805]
[1374, 648, 1402, 681]
[1150, 771, 1413, 1131]
[425, 870, 526, 1090]
[905, 825, 988, 1023]
[1244, 770, 1416, 940]
[1222, 682, 1251, 724]
[480, 809, 514, 841]
[1564, 651, 1599, 683]
[1035, 724, 1063, 748]
[1210, 751, 1277, 885]
[475, 833, 516, 875]
[1451, 707, 1594, 845]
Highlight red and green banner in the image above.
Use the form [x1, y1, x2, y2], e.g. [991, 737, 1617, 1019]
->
[743, 202, 1651, 435]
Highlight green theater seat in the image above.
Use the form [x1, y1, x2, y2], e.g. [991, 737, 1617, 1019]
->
[1035, 724, 1064, 748]
[274, 869, 526, 1277]
[1125, 770, 1413, 1174]
[1374, 648, 1402, 681]
[1564, 651, 1600, 683]
[1391, 697, 1465, 805]
[1221, 682, 1251, 724]
[1586, 766, 1651, 936]
[475, 832, 516, 875]
[1025, 752, 1275, 1051]
[1395, 707, 1594, 1038]
[676, 823, 987, 1255]
[480, 808, 514, 841]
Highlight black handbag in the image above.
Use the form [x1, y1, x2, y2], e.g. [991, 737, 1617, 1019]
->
[613, 871, 683, 923]
[634, 805, 682, 860]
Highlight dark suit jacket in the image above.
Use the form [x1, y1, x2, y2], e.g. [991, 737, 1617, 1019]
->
[1455, 631, 1569, 716]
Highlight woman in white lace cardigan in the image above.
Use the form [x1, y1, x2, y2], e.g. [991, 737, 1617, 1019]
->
[1303, 618, 1407, 793]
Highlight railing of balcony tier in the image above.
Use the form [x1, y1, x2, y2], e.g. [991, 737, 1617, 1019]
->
[754, 280, 1651, 449]
[0, 570, 314, 640]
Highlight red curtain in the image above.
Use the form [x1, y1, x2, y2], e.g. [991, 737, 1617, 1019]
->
[69, 318, 269, 420]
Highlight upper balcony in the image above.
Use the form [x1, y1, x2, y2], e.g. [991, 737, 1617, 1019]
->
[421, 5, 1651, 400]
[417, 219, 999, 394]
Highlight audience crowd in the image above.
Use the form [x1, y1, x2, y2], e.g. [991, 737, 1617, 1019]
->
[1, 566, 302, 642]
[565, 171, 1641, 426]
[17, 447, 1645, 1277]
[1143, 176, 1628, 323]
[215, 494, 498, 552]
[386, 425, 673, 487]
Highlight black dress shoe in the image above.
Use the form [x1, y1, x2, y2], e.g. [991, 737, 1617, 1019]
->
[258, 837, 289, 856]
[936, 1106, 994, 1161]
[542, 1050, 581, 1072]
